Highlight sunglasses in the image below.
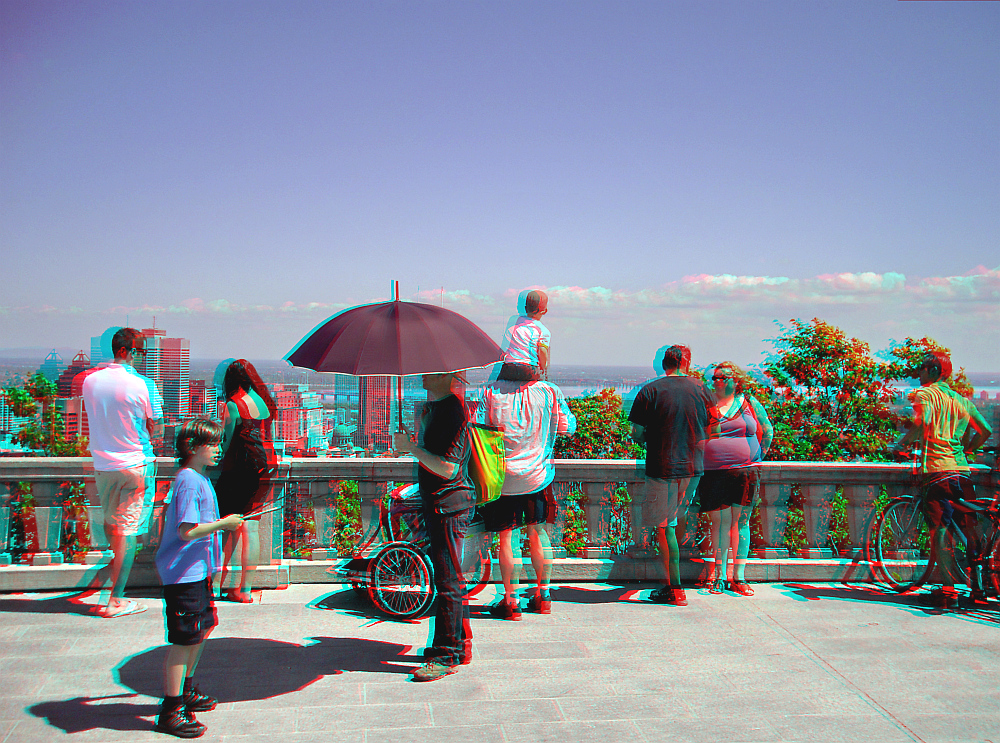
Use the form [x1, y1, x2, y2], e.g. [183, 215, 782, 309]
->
[712, 375, 733, 381]
[130, 347, 147, 356]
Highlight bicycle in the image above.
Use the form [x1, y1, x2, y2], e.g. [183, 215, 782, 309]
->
[871, 453, 1000, 602]
[333, 484, 491, 618]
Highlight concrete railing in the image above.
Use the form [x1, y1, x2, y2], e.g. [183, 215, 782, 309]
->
[1, 457, 997, 586]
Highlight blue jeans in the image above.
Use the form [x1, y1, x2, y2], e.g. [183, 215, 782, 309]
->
[423, 504, 473, 666]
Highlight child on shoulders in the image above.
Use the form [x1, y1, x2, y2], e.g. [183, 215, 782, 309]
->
[500, 289, 551, 380]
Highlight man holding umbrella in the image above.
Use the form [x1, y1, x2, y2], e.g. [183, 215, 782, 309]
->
[394, 372, 475, 681]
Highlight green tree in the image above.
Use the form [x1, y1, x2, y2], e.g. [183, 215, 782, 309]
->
[7, 372, 88, 456]
[761, 318, 899, 461]
[881, 336, 974, 398]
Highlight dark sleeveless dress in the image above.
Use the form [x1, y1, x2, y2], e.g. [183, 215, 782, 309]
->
[215, 416, 276, 518]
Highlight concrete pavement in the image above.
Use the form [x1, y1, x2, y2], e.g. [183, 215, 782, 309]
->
[0, 582, 998, 743]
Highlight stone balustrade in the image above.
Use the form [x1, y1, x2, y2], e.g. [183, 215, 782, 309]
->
[1, 457, 997, 587]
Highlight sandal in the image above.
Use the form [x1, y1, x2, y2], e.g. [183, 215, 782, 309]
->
[99, 599, 147, 618]
[730, 581, 754, 597]
[224, 590, 253, 603]
[708, 579, 724, 594]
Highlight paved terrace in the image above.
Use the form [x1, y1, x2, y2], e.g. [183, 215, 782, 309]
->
[0, 582, 997, 743]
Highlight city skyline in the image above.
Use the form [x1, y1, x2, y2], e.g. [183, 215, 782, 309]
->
[2, 2, 997, 368]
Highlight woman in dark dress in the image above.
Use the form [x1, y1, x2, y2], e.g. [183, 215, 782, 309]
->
[214, 359, 277, 602]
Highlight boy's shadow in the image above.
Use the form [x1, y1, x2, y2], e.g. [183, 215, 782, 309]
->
[30, 636, 417, 734]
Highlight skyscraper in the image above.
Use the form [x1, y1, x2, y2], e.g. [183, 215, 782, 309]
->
[358, 376, 396, 453]
[135, 327, 190, 423]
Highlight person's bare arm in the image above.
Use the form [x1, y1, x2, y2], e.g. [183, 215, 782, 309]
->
[145, 417, 163, 444]
[631, 423, 646, 447]
[962, 406, 992, 455]
[179, 514, 244, 541]
[750, 397, 773, 454]
[393, 426, 459, 479]
[537, 342, 550, 377]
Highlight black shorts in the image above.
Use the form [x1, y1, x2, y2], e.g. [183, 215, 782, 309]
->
[480, 487, 555, 533]
[923, 473, 977, 529]
[163, 578, 218, 646]
[697, 468, 760, 513]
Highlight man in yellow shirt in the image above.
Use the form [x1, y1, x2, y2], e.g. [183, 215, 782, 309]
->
[891, 352, 992, 607]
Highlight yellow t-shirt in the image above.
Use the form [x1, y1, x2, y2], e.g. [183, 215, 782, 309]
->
[912, 381, 976, 473]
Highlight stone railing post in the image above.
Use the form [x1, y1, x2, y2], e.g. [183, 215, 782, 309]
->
[581, 482, 611, 558]
[801, 483, 836, 558]
[842, 484, 878, 558]
[83, 478, 110, 564]
[757, 482, 790, 558]
[0, 482, 11, 566]
[549, 482, 569, 557]
[30, 481, 64, 566]
[310, 480, 339, 560]
[258, 469, 287, 565]
[358, 480, 382, 547]
[629, 478, 650, 553]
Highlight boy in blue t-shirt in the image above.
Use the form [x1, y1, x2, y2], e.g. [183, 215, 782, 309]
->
[154, 419, 244, 738]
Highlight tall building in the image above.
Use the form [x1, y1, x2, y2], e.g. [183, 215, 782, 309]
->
[57, 352, 92, 398]
[188, 379, 218, 419]
[271, 384, 323, 450]
[38, 350, 64, 382]
[135, 328, 190, 423]
[357, 376, 397, 453]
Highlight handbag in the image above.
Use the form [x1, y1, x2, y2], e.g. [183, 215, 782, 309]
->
[467, 422, 506, 506]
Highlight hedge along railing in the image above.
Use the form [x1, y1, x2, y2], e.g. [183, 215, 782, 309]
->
[1, 458, 998, 569]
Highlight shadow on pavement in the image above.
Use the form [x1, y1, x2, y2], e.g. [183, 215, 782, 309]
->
[549, 585, 644, 604]
[778, 583, 1000, 625]
[29, 636, 419, 736]
[29, 693, 158, 734]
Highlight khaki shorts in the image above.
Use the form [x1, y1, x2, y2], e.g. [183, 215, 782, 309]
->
[96, 463, 156, 537]
[643, 475, 701, 529]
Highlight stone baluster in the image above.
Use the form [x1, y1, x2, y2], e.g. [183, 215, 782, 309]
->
[310, 480, 339, 560]
[842, 484, 879, 559]
[358, 480, 383, 548]
[581, 482, 611, 558]
[83, 478, 110, 565]
[757, 482, 790, 558]
[0, 482, 11, 566]
[258, 476, 285, 566]
[30, 481, 65, 566]
[629, 478, 651, 554]
[549, 482, 569, 557]
[801, 483, 836, 558]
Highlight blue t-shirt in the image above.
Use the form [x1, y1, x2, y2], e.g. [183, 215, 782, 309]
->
[156, 468, 221, 584]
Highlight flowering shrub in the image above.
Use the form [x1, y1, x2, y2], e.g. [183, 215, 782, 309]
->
[561, 489, 587, 556]
[555, 389, 643, 460]
[332, 480, 363, 556]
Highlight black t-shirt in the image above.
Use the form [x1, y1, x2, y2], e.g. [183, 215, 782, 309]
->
[417, 394, 474, 515]
[628, 375, 714, 479]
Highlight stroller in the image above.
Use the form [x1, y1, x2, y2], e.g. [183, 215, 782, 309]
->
[335, 484, 492, 618]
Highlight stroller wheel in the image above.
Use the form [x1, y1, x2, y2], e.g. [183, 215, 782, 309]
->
[368, 542, 436, 618]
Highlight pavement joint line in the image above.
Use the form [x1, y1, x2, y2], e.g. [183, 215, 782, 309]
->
[743, 595, 926, 743]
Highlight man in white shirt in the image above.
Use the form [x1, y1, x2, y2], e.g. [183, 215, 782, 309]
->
[477, 371, 576, 618]
[81, 328, 163, 617]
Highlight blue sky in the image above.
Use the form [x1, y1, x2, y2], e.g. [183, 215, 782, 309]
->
[2, 1, 997, 369]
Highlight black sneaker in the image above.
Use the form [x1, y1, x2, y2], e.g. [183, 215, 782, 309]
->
[650, 586, 687, 606]
[182, 684, 217, 713]
[488, 598, 522, 620]
[526, 593, 551, 614]
[154, 703, 206, 738]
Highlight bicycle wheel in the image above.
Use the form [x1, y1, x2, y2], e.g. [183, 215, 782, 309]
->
[368, 542, 436, 618]
[874, 498, 934, 591]
[935, 523, 972, 588]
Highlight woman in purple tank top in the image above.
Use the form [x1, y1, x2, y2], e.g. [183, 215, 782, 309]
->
[697, 362, 772, 596]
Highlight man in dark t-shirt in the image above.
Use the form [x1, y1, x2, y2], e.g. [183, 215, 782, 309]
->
[394, 372, 474, 681]
[628, 345, 714, 606]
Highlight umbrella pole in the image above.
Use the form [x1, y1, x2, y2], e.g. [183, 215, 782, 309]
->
[396, 375, 403, 433]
